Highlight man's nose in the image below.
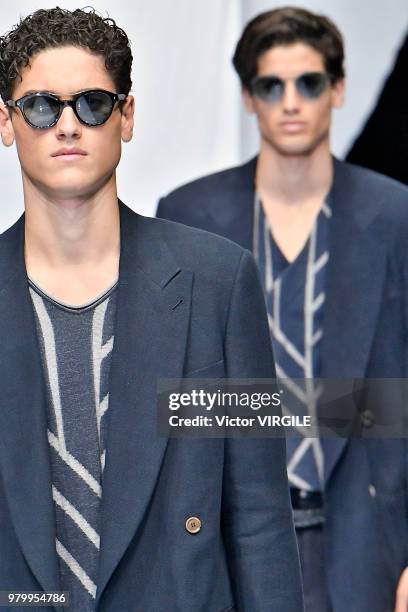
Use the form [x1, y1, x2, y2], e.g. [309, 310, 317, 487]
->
[55, 104, 82, 139]
[281, 81, 301, 114]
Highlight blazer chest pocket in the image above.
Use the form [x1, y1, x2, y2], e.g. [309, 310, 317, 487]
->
[184, 358, 225, 379]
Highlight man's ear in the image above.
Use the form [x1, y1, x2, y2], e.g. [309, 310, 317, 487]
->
[121, 95, 134, 143]
[242, 87, 256, 114]
[331, 78, 345, 109]
[0, 103, 15, 147]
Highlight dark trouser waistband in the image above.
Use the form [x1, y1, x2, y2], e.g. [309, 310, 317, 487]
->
[290, 488, 325, 528]
[290, 487, 323, 510]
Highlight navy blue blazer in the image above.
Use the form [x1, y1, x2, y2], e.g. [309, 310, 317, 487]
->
[158, 158, 408, 612]
[0, 203, 303, 612]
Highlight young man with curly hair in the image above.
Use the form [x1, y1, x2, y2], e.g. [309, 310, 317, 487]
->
[158, 7, 408, 612]
[0, 7, 303, 612]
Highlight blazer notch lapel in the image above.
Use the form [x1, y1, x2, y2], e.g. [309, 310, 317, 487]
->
[96, 249, 192, 605]
[321, 163, 388, 482]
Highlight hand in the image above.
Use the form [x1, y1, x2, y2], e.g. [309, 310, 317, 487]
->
[395, 567, 408, 612]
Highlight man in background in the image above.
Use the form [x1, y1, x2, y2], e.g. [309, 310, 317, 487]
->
[158, 7, 408, 612]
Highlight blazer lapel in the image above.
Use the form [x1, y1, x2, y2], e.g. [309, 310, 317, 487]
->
[0, 216, 60, 595]
[321, 159, 387, 482]
[96, 204, 192, 605]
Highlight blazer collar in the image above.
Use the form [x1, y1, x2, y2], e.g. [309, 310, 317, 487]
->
[0, 204, 192, 608]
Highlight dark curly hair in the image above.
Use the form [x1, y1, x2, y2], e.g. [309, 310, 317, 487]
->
[0, 6, 133, 102]
[233, 6, 345, 90]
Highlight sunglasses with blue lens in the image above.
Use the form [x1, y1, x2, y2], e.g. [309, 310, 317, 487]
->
[6, 89, 127, 129]
[250, 72, 332, 103]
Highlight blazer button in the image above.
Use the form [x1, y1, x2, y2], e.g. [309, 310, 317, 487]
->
[186, 516, 201, 534]
[360, 409, 375, 428]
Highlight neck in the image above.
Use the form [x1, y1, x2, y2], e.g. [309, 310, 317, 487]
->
[23, 174, 120, 273]
[256, 138, 333, 205]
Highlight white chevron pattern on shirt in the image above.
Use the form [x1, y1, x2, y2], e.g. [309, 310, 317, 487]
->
[30, 286, 115, 601]
[30, 290, 66, 449]
[254, 195, 331, 490]
[56, 539, 97, 599]
[92, 299, 114, 467]
[53, 486, 100, 549]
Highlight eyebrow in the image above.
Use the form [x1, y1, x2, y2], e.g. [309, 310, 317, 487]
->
[20, 90, 39, 97]
[18, 87, 100, 98]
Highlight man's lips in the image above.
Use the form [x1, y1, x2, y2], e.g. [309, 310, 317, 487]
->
[51, 147, 88, 159]
[279, 121, 306, 133]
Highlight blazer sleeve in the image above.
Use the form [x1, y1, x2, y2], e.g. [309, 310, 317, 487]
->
[221, 250, 304, 611]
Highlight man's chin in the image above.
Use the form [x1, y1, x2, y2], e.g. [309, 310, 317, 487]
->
[26, 172, 115, 202]
[278, 146, 317, 157]
[265, 132, 329, 158]
[41, 182, 99, 201]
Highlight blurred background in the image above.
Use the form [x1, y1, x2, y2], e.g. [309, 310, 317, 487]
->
[0, 0, 407, 230]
